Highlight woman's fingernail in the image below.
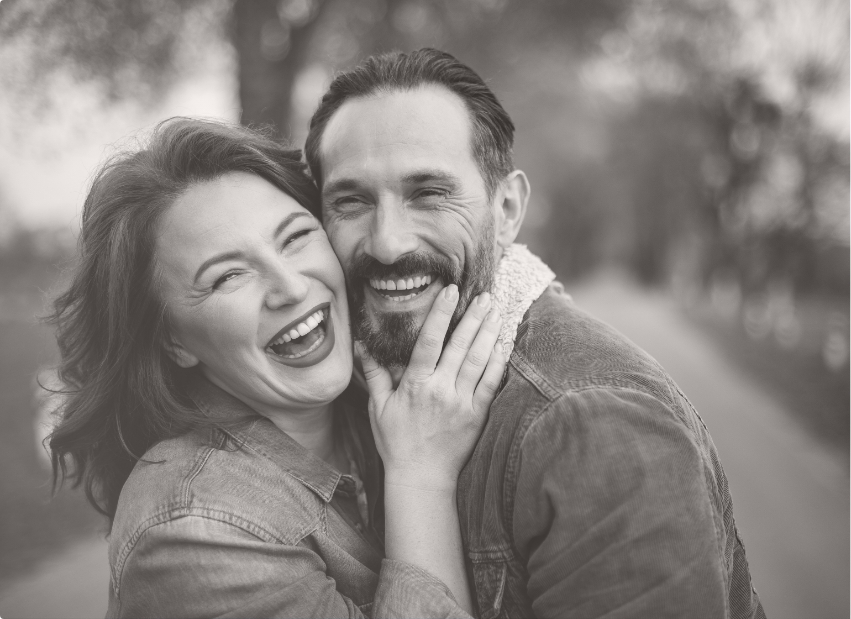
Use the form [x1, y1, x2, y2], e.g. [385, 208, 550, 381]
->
[444, 284, 458, 301]
[477, 292, 491, 307]
[488, 308, 501, 322]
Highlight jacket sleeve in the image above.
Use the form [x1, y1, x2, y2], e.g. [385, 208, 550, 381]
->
[111, 515, 471, 619]
[512, 388, 728, 619]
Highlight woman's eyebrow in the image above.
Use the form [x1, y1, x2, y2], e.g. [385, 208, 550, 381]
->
[193, 212, 312, 283]
[273, 211, 312, 238]
[193, 250, 244, 284]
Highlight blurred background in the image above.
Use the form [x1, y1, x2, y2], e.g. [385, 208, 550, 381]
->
[0, 0, 847, 617]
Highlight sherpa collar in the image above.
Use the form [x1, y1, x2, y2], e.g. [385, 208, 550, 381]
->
[492, 244, 556, 356]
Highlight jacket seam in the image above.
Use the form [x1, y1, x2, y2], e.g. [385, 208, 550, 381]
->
[181, 446, 217, 508]
[502, 395, 557, 547]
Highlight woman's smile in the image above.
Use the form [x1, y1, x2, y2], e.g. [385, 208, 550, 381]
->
[266, 302, 336, 368]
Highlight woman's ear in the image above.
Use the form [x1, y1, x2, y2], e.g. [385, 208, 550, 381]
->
[494, 170, 530, 250]
[164, 338, 199, 369]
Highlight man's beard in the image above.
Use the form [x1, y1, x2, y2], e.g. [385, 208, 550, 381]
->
[347, 221, 496, 368]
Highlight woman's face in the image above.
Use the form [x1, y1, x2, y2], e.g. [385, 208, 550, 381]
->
[155, 172, 352, 415]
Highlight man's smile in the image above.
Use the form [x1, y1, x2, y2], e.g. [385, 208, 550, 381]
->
[363, 273, 442, 311]
[368, 273, 434, 301]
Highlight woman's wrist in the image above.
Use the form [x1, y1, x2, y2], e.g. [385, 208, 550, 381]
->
[384, 465, 459, 493]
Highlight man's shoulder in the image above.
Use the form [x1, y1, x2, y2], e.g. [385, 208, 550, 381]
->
[509, 283, 670, 400]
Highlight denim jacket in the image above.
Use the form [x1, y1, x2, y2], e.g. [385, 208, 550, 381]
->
[106, 377, 468, 619]
[458, 284, 766, 619]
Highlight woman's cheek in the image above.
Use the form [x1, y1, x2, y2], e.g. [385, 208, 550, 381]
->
[200, 288, 260, 350]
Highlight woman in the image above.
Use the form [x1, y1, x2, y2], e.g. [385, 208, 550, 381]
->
[48, 118, 506, 618]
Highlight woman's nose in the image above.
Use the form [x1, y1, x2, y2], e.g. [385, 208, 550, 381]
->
[365, 204, 419, 265]
[264, 265, 310, 309]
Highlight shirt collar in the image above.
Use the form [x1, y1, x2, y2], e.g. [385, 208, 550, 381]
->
[492, 244, 556, 356]
[185, 374, 349, 503]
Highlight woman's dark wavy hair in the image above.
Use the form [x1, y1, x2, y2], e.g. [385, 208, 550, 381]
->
[48, 117, 320, 523]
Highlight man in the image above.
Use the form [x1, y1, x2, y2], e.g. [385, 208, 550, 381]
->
[305, 48, 765, 619]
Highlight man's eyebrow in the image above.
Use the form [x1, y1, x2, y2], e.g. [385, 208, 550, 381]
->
[323, 170, 462, 197]
[401, 169, 462, 185]
[323, 177, 362, 196]
[193, 212, 312, 283]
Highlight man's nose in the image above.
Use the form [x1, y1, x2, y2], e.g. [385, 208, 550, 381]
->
[365, 205, 419, 265]
[265, 263, 310, 310]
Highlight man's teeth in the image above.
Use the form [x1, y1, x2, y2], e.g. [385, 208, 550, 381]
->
[369, 274, 433, 291]
[269, 309, 325, 346]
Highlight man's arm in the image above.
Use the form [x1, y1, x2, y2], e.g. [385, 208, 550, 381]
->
[512, 388, 728, 619]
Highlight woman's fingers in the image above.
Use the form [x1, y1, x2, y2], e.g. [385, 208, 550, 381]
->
[403, 284, 459, 381]
[471, 341, 507, 415]
[454, 306, 502, 396]
[434, 292, 494, 380]
[356, 341, 393, 411]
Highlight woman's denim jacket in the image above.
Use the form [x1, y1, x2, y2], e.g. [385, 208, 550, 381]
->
[458, 284, 766, 619]
[106, 378, 468, 618]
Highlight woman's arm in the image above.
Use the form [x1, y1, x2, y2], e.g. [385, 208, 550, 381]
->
[360, 286, 506, 614]
[112, 514, 474, 619]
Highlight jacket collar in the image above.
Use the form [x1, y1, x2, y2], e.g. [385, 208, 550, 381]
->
[185, 374, 346, 503]
[492, 244, 556, 355]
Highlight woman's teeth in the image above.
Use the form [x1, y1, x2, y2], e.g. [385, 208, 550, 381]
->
[369, 274, 433, 302]
[267, 309, 327, 359]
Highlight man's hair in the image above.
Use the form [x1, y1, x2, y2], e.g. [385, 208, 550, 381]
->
[47, 118, 319, 523]
[305, 48, 515, 198]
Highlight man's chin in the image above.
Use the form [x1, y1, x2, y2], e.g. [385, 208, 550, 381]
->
[354, 307, 421, 369]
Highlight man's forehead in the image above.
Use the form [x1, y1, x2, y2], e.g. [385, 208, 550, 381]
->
[319, 85, 476, 180]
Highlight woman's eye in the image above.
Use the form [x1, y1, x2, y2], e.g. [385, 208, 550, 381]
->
[283, 227, 315, 247]
[212, 271, 240, 290]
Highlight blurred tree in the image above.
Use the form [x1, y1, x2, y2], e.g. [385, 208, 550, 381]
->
[0, 0, 624, 137]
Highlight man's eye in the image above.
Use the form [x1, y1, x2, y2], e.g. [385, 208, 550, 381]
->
[415, 188, 448, 200]
[335, 195, 367, 207]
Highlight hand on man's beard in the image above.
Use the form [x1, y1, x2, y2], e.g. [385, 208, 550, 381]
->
[347, 226, 495, 368]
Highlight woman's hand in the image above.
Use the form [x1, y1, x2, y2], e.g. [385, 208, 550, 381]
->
[358, 284, 506, 490]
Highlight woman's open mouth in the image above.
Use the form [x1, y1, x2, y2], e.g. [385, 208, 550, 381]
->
[266, 303, 335, 367]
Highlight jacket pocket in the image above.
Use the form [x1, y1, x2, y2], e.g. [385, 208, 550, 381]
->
[471, 560, 507, 619]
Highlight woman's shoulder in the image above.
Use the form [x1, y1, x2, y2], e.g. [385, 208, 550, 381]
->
[111, 424, 325, 551]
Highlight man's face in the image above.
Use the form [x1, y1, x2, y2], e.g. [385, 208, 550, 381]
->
[319, 85, 498, 367]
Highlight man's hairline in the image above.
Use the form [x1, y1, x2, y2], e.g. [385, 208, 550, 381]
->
[314, 83, 500, 197]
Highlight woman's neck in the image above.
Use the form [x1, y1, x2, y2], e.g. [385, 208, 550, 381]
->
[266, 402, 347, 472]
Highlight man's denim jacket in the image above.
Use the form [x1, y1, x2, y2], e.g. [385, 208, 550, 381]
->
[458, 284, 766, 619]
[106, 378, 468, 618]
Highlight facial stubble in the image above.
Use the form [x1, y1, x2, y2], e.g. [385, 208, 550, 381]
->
[348, 219, 496, 368]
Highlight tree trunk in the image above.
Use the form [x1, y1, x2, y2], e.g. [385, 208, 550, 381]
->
[232, 0, 323, 139]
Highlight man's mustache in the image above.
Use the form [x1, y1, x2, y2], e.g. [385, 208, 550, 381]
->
[346, 252, 461, 286]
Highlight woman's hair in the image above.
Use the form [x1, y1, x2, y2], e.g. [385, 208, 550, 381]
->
[48, 118, 320, 523]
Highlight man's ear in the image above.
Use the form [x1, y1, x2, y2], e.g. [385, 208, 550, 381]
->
[164, 338, 199, 369]
[494, 170, 530, 250]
